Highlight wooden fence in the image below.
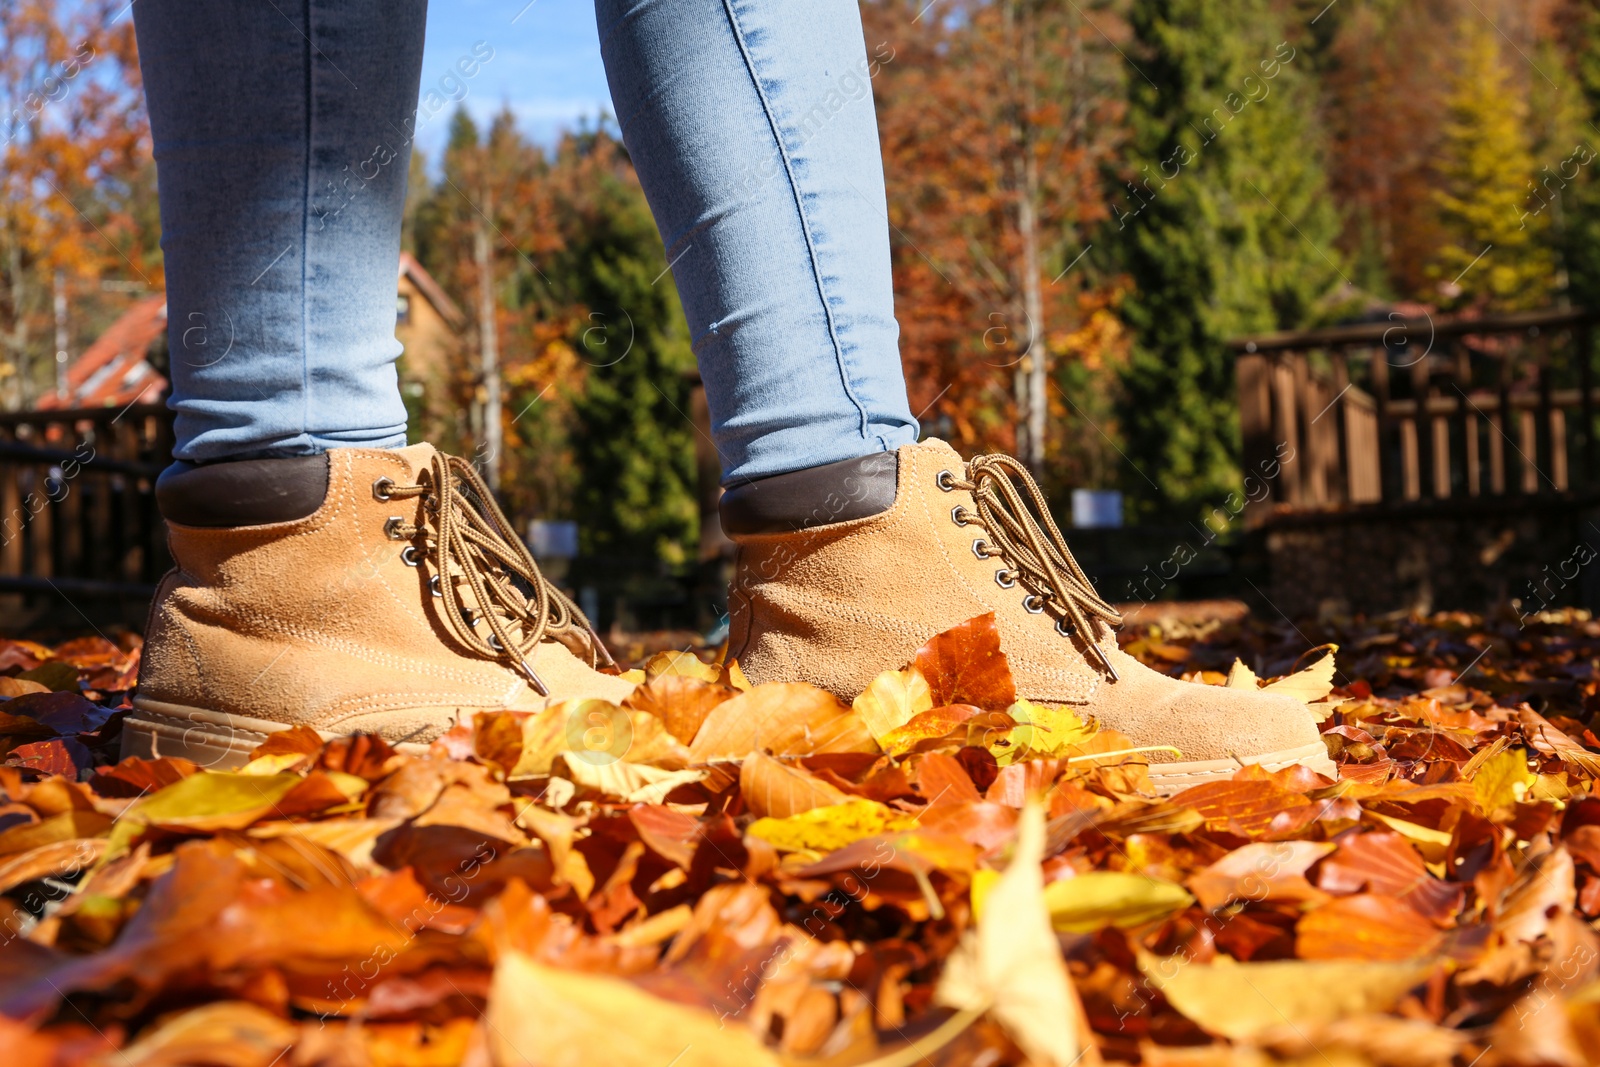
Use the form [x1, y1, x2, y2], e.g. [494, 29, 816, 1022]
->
[1231, 308, 1599, 510]
[0, 404, 173, 605]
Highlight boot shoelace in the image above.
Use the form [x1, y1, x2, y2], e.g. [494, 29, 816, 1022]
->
[374, 452, 614, 695]
[940, 453, 1124, 680]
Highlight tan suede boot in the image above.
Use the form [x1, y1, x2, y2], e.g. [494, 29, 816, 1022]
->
[128, 444, 633, 766]
[723, 439, 1336, 793]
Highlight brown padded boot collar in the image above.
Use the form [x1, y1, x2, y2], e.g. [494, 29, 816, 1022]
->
[156, 455, 330, 527]
[719, 451, 898, 536]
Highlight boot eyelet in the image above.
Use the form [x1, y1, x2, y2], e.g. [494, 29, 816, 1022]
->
[373, 477, 395, 502]
[972, 538, 994, 559]
[936, 470, 956, 491]
[429, 575, 444, 598]
[384, 517, 407, 541]
[1023, 594, 1045, 614]
[995, 569, 1017, 589]
[951, 506, 970, 527]
[400, 545, 422, 567]
[1055, 617, 1076, 637]
[488, 634, 503, 652]
[464, 608, 479, 627]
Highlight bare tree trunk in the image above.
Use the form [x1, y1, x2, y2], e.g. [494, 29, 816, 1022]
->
[53, 270, 68, 402]
[475, 185, 502, 493]
[1008, 0, 1046, 474]
[1021, 152, 1045, 476]
[7, 231, 30, 411]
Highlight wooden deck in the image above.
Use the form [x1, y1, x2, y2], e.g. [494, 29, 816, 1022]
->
[0, 404, 173, 609]
[1232, 308, 1598, 512]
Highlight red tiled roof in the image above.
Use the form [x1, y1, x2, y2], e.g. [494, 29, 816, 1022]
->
[39, 258, 457, 412]
[37, 295, 168, 410]
[399, 252, 466, 329]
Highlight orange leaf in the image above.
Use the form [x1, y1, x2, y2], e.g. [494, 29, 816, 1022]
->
[624, 674, 737, 746]
[739, 753, 851, 819]
[1317, 831, 1464, 923]
[1170, 778, 1314, 837]
[688, 683, 876, 761]
[1188, 841, 1335, 910]
[1296, 894, 1442, 960]
[913, 613, 1017, 709]
[878, 704, 982, 756]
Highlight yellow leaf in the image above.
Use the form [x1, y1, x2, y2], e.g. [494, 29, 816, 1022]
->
[557, 757, 706, 805]
[103, 771, 307, 861]
[727, 660, 753, 692]
[643, 650, 721, 684]
[935, 802, 1089, 1067]
[1473, 747, 1537, 817]
[747, 797, 917, 853]
[238, 753, 310, 775]
[131, 772, 304, 831]
[0, 811, 111, 858]
[1042, 871, 1194, 932]
[1262, 648, 1340, 704]
[113, 1002, 297, 1066]
[852, 666, 934, 740]
[486, 951, 779, 1067]
[1140, 954, 1436, 1041]
[1226, 659, 1260, 689]
[1002, 699, 1097, 761]
[1366, 812, 1452, 863]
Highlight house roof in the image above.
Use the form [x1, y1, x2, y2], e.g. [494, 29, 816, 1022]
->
[38, 257, 459, 411]
[399, 252, 466, 329]
[36, 295, 168, 410]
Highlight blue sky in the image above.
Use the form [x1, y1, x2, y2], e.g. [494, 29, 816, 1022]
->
[416, 0, 616, 158]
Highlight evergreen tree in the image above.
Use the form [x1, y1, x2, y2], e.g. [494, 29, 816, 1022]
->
[533, 131, 698, 570]
[1555, 0, 1600, 314]
[1429, 19, 1554, 311]
[1114, 0, 1345, 520]
[410, 115, 697, 573]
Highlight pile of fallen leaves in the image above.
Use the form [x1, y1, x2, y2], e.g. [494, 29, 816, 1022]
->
[3, 609, 1600, 1066]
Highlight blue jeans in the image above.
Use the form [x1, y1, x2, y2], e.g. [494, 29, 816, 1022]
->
[133, 0, 918, 483]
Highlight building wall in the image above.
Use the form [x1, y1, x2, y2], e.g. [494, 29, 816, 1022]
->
[394, 275, 462, 446]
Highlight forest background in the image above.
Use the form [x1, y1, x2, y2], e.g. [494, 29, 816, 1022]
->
[3, 0, 1596, 584]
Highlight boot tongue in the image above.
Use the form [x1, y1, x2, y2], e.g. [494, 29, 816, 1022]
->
[391, 441, 439, 480]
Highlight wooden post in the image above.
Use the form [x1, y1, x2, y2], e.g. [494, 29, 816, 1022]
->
[1410, 355, 1433, 499]
[1331, 351, 1351, 504]
[1236, 349, 1276, 504]
[1579, 318, 1595, 487]
[1370, 349, 1394, 504]
[1536, 334, 1555, 494]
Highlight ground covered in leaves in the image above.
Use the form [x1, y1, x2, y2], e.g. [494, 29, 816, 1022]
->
[1, 608, 1600, 1066]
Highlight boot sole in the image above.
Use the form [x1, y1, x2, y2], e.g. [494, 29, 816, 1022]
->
[123, 698, 431, 769]
[1140, 740, 1338, 795]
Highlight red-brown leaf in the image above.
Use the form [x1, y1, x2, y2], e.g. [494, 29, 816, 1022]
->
[912, 613, 1017, 709]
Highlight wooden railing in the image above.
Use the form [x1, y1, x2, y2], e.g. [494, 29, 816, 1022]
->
[1231, 308, 1598, 510]
[0, 404, 173, 601]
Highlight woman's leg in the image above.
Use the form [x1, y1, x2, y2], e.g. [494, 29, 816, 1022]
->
[594, 0, 919, 485]
[133, 0, 426, 462]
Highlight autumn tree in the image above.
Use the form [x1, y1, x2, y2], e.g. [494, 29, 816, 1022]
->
[863, 0, 1127, 485]
[413, 115, 697, 575]
[1551, 0, 1600, 313]
[1113, 0, 1345, 520]
[1429, 18, 1556, 310]
[0, 0, 155, 409]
